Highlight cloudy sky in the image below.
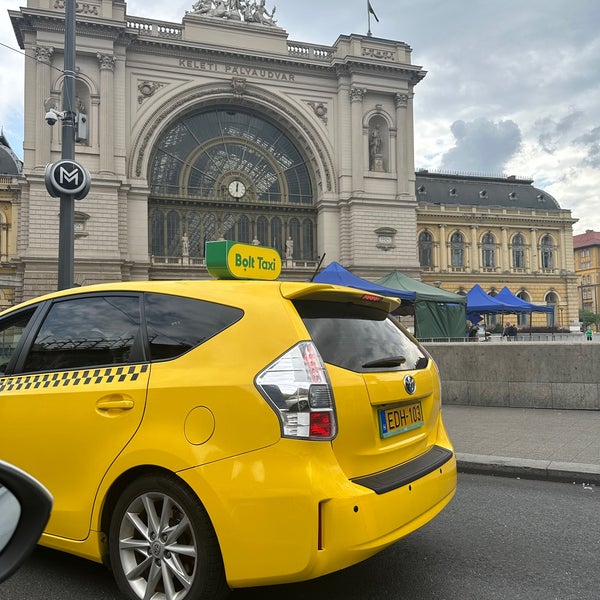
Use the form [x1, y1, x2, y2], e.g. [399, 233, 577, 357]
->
[1, 0, 599, 234]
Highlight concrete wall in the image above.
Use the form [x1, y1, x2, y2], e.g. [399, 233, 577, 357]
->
[424, 342, 600, 410]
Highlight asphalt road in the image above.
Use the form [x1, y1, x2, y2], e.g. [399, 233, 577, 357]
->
[1, 474, 598, 600]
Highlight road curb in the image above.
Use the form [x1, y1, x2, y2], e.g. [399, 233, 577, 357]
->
[456, 453, 600, 485]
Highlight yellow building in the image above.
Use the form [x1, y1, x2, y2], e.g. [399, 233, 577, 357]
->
[0, 132, 20, 309]
[415, 171, 579, 331]
[573, 230, 600, 328]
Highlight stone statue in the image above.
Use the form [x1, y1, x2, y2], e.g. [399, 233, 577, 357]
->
[182, 233, 189, 256]
[369, 124, 384, 171]
[190, 0, 278, 25]
[285, 236, 293, 260]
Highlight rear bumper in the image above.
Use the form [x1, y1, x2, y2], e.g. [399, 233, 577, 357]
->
[178, 432, 456, 588]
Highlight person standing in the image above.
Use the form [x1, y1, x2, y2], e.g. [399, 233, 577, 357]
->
[586, 326, 593, 341]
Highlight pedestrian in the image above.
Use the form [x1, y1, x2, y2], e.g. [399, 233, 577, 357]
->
[586, 326, 593, 341]
[502, 321, 517, 341]
[467, 320, 479, 341]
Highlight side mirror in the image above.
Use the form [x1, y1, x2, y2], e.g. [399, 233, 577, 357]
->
[0, 461, 52, 584]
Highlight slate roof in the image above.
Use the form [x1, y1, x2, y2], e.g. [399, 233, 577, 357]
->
[573, 230, 600, 249]
[415, 170, 560, 211]
[0, 131, 23, 176]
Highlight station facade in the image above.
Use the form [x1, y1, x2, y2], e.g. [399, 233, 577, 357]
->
[8, 0, 579, 330]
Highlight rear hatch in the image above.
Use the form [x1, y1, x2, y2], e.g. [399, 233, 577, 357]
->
[283, 283, 440, 480]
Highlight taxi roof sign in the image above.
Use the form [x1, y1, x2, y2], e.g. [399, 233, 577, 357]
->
[206, 241, 282, 280]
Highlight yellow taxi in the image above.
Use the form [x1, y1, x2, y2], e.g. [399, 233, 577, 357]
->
[0, 243, 456, 600]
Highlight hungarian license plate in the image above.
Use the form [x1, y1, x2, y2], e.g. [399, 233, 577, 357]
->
[378, 401, 424, 438]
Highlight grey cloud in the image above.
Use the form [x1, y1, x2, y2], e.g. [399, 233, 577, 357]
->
[574, 126, 600, 168]
[535, 111, 584, 154]
[440, 118, 522, 174]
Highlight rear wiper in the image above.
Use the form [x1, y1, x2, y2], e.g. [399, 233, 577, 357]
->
[362, 356, 406, 368]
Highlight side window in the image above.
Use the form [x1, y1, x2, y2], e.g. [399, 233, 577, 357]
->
[144, 293, 243, 361]
[22, 296, 141, 373]
[0, 308, 38, 375]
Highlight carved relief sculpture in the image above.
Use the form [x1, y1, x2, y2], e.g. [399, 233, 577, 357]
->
[190, 0, 278, 26]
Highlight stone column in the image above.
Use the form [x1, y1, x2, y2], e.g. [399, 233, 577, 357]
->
[394, 93, 409, 195]
[470, 225, 479, 272]
[349, 86, 366, 192]
[35, 46, 54, 167]
[97, 53, 115, 174]
[438, 224, 447, 271]
[530, 228, 538, 272]
[501, 227, 509, 271]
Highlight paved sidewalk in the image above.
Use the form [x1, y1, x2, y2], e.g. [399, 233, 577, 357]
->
[442, 405, 600, 484]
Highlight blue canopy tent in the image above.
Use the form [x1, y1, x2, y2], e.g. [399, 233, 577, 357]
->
[495, 287, 554, 314]
[312, 262, 416, 302]
[466, 284, 509, 320]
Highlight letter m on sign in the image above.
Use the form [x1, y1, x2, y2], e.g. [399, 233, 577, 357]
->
[59, 166, 80, 187]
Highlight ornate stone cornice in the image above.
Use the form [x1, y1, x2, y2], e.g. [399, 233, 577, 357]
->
[97, 53, 116, 71]
[34, 46, 54, 63]
[394, 93, 409, 109]
[349, 87, 367, 103]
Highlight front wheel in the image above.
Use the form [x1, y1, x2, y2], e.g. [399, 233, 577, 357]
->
[109, 473, 229, 600]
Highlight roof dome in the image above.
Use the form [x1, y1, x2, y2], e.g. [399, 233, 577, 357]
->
[0, 131, 23, 176]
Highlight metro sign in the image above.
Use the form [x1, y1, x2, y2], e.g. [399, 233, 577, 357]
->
[45, 159, 91, 199]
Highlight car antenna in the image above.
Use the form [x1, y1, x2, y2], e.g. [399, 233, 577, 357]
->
[309, 252, 326, 282]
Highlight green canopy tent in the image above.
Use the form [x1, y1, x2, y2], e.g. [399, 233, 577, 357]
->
[377, 271, 467, 339]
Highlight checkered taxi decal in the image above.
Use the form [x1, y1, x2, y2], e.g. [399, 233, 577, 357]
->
[0, 364, 149, 393]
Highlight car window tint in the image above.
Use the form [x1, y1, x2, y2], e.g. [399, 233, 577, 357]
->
[0, 308, 37, 375]
[144, 293, 243, 361]
[22, 296, 141, 373]
[294, 300, 427, 372]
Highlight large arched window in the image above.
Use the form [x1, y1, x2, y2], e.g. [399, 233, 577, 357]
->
[512, 233, 525, 269]
[481, 232, 495, 269]
[450, 232, 465, 268]
[545, 291, 558, 327]
[541, 235, 554, 270]
[148, 108, 317, 260]
[418, 231, 433, 267]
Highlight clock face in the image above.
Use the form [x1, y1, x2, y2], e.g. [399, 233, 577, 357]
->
[228, 180, 246, 198]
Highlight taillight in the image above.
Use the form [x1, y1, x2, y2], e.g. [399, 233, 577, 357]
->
[255, 341, 337, 440]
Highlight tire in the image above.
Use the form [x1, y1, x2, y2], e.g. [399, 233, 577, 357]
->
[109, 473, 229, 600]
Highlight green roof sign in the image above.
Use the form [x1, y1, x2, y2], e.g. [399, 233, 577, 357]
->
[205, 240, 282, 280]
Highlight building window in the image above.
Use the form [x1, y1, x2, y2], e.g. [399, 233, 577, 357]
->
[148, 108, 316, 261]
[545, 291, 558, 327]
[541, 235, 554, 270]
[418, 231, 433, 267]
[481, 232, 495, 268]
[450, 232, 465, 268]
[512, 233, 525, 269]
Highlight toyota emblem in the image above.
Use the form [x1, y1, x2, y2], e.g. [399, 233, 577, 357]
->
[404, 375, 416, 395]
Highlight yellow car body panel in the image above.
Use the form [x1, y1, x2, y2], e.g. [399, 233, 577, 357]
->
[0, 279, 456, 592]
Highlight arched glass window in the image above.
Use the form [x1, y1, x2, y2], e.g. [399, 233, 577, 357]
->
[288, 218, 300, 260]
[271, 217, 282, 255]
[482, 232, 495, 268]
[186, 212, 202, 257]
[256, 216, 268, 246]
[148, 108, 316, 260]
[203, 213, 216, 253]
[418, 231, 433, 267]
[450, 232, 465, 268]
[512, 233, 525, 269]
[545, 291, 558, 327]
[238, 215, 250, 243]
[541, 235, 554, 269]
[517, 291, 530, 326]
[302, 219, 314, 260]
[167, 211, 181, 255]
[150, 209, 165, 257]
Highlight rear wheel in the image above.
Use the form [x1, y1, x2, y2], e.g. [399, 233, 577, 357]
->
[109, 473, 229, 600]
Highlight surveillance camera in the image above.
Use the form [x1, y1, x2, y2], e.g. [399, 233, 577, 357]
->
[45, 110, 58, 126]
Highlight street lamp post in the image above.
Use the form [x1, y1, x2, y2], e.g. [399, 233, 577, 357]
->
[57, 0, 77, 290]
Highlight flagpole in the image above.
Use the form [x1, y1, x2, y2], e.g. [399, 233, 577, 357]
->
[367, 0, 372, 36]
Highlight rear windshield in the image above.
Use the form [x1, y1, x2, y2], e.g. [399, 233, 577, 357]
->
[294, 300, 427, 372]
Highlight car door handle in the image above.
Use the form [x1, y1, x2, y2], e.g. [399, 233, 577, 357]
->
[96, 397, 135, 412]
